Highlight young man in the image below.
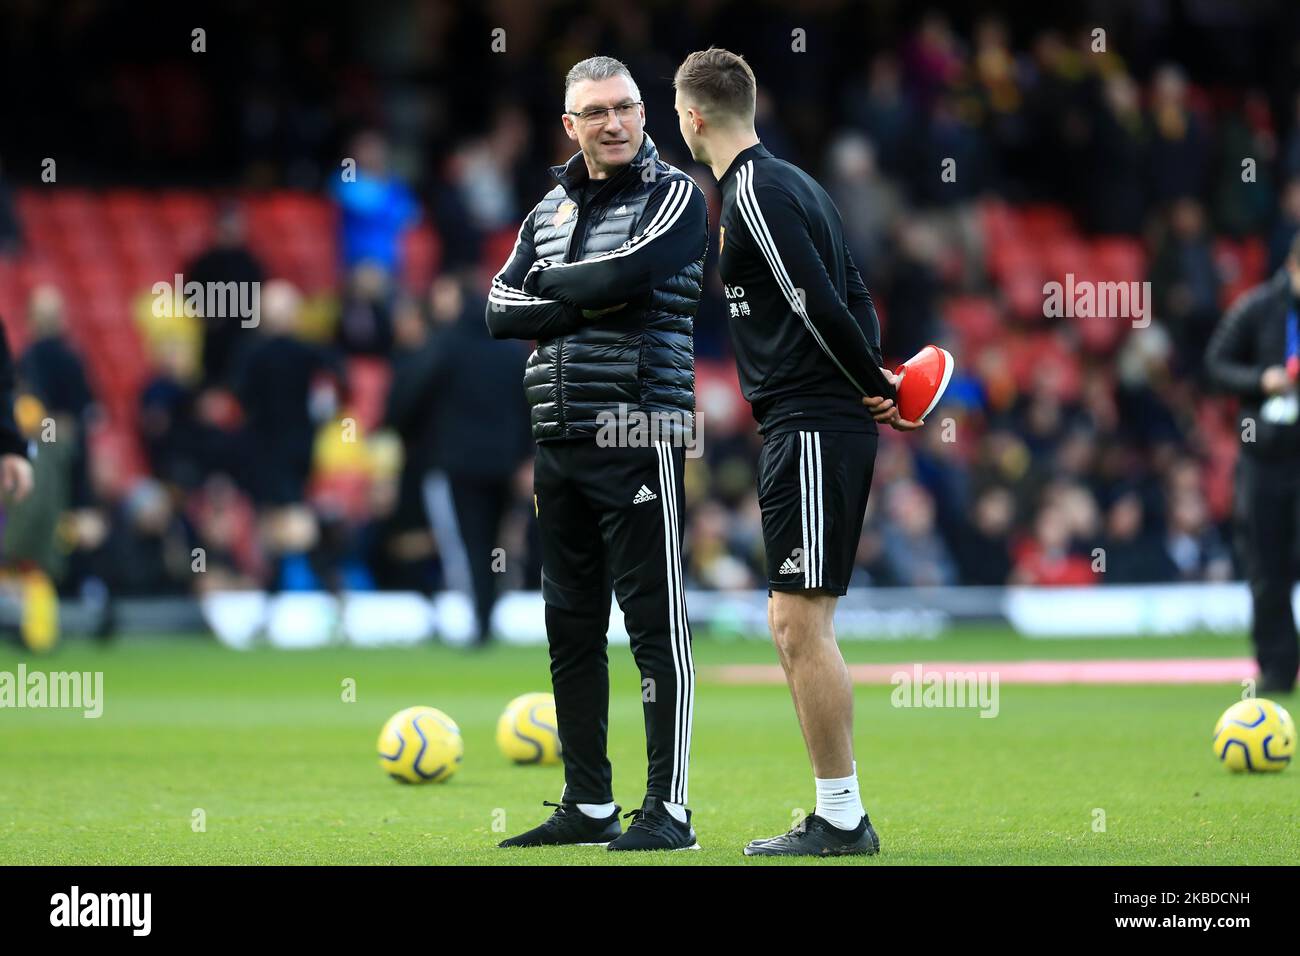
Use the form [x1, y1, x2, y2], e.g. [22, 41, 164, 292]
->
[673, 47, 918, 857]
[487, 56, 708, 850]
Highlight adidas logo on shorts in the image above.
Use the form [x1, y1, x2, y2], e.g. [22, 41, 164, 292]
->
[632, 484, 657, 504]
[778, 551, 802, 575]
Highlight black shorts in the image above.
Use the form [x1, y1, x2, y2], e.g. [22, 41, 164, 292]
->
[757, 429, 877, 596]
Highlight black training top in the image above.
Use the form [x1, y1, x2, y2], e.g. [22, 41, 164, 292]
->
[717, 143, 895, 435]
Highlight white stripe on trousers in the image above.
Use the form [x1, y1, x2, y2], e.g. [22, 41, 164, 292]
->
[654, 440, 693, 805]
[797, 432, 811, 588]
[813, 432, 824, 589]
[421, 470, 473, 596]
[798, 432, 824, 589]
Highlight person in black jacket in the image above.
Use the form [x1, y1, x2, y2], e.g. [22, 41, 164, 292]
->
[232, 280, 345, 589]
[0, 318, 44, 652]
[19, 287, 93, 507]
[486, 56, 707, 852]
[1205, 231, 1300, 694]
[387, 274, 532, 643]
[186, 203, 265, 388]
[0, 320, 33, 502]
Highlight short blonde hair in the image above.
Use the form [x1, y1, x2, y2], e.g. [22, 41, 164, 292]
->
[673, 47, 756, 122]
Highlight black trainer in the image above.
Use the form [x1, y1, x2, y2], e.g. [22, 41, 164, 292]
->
[743, 812, 880, 857]
[607, 796, 700, 851]
[497, 801, 621, 848]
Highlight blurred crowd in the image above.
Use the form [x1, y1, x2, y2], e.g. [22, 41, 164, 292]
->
[3, 1, 1300, 630]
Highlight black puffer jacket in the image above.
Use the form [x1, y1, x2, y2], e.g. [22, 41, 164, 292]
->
[486, 134, 708, 442]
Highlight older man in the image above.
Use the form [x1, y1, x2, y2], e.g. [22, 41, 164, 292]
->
[487, 56, 708, 851]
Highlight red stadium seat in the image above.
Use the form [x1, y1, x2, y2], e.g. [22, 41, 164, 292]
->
[977, 198, 1017, 248]
[1017, 203, 1075, 243]
[944, 296, 1001, 353]
[47, 189, 101, 230]
[1073, 310, 1129, 354]
[987, 238, 1040, 287]
[483, 227, 521, 277]
[103, 190, 153, 218]
[158, 191, 215, 229]
[400, 225, 442, 295]
[1005, 272, 1048, 322]
[1214, 238, 1268, 308]
[694, 359, 750, 435]
[1091, 237, 1148, 285]
[15, 190, 50, 225]
[1039, 238, 1092, 287]
[1233, 237, 1267, 291]
[1006, 332, 1082, 401]
[296, 262, 340, 293]
[16, 257, 69, 292]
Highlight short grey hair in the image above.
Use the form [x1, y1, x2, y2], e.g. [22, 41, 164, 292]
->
[564, 56, 641, 112]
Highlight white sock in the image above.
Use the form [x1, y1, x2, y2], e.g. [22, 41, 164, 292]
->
[815, 760, 864, 830]
[576, 802, 616, 819]
[663, 800, 688, 823]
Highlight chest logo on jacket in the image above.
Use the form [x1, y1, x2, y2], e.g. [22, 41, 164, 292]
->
[552, 200, 577, 228]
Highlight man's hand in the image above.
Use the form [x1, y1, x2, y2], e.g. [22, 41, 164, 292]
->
[1261, 365, 1293, 396]
[863, 368, 924, 431]
[862, 392, 898, 424]
[887, 414, 925, 431]
[0, 454, 34, 502]
[582, 302, 627, 320]
[521, 260, 554, 297]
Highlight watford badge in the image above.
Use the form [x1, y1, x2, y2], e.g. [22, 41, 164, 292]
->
[552, 199, 577, 228]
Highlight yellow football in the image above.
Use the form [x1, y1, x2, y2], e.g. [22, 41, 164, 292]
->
[1212, 698, 1295, 772]
[377, 706, 463, 783]
[496, 692, 562, 765]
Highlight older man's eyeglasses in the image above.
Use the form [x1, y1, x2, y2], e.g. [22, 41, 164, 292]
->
[568, 101, 641, 127]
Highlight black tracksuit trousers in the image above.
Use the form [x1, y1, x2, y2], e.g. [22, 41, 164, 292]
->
[1235, 454, 1300, 687]
[449, 475, 512, 642]
[534, 437, 694, 807]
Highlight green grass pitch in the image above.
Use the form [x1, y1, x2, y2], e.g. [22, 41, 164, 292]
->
[1, 628, 1295, 865]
